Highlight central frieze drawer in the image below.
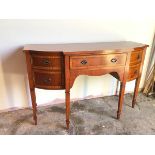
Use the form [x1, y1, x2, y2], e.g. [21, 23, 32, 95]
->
[70, 54, 127, 69]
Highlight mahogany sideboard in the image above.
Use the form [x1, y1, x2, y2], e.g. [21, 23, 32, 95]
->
[23, 41, 149, 129]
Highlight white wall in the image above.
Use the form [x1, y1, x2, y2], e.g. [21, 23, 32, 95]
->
[0, 19, 154, 110]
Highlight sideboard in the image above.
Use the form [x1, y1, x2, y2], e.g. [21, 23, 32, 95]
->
[23, 41, 149, 129]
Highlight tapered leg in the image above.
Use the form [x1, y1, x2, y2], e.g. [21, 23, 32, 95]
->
[25, 51, 37, 125]
[132, 77, 141, 108]
[65, 90, 70, 129]
[117, 82, 126, 119]
[30, 88, 37, 125]
[64, 55, 71, 129]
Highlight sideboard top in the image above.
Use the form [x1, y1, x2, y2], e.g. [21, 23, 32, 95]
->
[23, 41, 148, 53]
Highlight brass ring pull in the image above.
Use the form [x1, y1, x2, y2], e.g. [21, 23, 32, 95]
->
[134, 70, 138, 75]
[81, 60, 87, 65]
[44, 78, 52, 83]
[137, 54, 140, 60]
[43, 59, 49, 65]
[111, 58, 117, 63]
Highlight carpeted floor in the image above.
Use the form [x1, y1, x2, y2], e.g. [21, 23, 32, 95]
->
[0, 93, 155, 135]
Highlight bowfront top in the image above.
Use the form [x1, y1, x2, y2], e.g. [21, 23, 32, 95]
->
[23, 41, 148, 53]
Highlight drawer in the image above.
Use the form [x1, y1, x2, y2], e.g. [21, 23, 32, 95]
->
[127, 64, 140, 81]
[70, 54, 127, 69]
[130, 50, 143, 65]
[33, 70, 64, 89]
[31, 53, 63, 70]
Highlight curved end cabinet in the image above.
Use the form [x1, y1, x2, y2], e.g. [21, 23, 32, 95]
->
[24, 42, 149, 129]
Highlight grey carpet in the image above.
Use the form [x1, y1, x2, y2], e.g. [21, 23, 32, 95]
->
[0, 93, 155, 135]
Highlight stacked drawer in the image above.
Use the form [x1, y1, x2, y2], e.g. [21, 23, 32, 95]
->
[127, 50, 143, 81]
[30, 51, 65, 89]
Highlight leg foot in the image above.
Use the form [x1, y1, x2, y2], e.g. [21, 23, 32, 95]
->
[66, 120, 70, 129]
[132, 78, 140, 108]
[30, 89, 37, 125]
[33, 115, 37, 125]
[65, 90, 70, 130]
[117, 111, 120, 119]
[132, 99, 136, 108]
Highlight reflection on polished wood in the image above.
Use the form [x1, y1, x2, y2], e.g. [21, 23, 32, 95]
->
[24, 41, 149, 129]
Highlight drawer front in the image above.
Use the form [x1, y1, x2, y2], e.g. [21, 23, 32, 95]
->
[130, 50, 143, 65]
[31, 54, 63, 70]
[128, 64, 140, 81]
[33, 70, 64, 89]
[70, 54, 127, 69]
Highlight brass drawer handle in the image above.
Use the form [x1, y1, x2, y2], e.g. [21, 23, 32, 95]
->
[43, 59, 50, 65]
[134, 70, 138, 75]
[44, 78, 52, 83]
[137, 54, 140, 60]
[111, 58, 117, 63]
[81, 60, 87, 65]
